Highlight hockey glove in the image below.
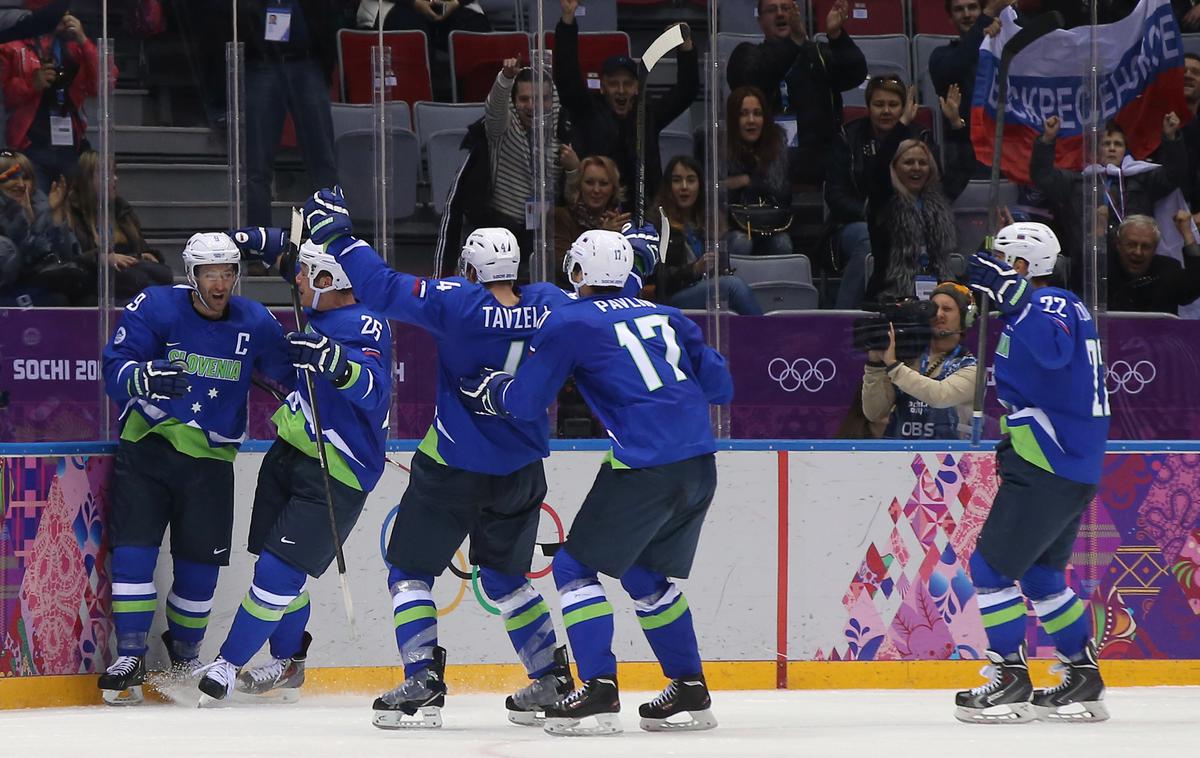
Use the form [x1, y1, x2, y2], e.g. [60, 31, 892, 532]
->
[287, 331, 353, 387]
[128, 359, 190, 402]
[622, 222, 660, 277]
[458, 368, 513, 417]
[229, 226, 286, 268]
[303, 186, 353, 247]
[968, 253, 1031, 316]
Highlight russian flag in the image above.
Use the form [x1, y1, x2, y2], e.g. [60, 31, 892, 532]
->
[970, 0, 1191, 184]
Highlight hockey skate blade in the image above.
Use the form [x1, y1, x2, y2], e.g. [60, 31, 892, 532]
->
[507, 709, 546, 726]
[101, 685, 144, 706]
[372, 706, 442, 729]
[954, 702, 1036, 724]
[543, 712, 623, 736]
[1034, 700, 1110, 723]
[639, 708, 718, 732]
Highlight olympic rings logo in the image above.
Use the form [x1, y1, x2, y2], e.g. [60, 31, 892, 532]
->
[379, 502, 565, 617]
[767, 357, 837, 392]
[1105, 360, 1157, 395]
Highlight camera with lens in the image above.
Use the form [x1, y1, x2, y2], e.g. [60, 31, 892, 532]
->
[852, 299, 936, 362]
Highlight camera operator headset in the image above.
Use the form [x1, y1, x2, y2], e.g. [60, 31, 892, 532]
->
[862, 283, 979, 440]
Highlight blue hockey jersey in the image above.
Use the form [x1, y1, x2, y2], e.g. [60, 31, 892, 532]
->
[994, 286, 1110, 484]
[499, 294, 734, 469]
[271, 302, 392, 492]
[334, 236, 623, 476]
[102, 285, 294, 460]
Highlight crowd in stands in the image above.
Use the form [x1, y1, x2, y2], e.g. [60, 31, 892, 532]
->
[2, 0, 1200, 319]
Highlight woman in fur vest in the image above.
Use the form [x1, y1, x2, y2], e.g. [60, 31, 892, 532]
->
[864, 89, 957, 303]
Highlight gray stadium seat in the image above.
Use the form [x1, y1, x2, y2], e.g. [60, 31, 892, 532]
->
[750, 281, 820, 312]
[334, 128, 420, 221]
[659, 130, 694, 170]
[413, 101, 485, 182]
[427, 129, 470, 215]
[729, 253, 814, 287]
[331, 101, 411, 136]
[719, 0, 767, 35]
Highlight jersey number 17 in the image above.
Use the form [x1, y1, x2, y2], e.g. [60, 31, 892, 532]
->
[614, 314, 688, 391]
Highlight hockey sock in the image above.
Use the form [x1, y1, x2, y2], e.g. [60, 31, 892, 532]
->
[621, 565, 702, 679]
[219, 551, 307, 667]
[388, 564, 438, 678]
[164, 558, 219, 657]
[479, 567, 557, 679]
[553, 548, 616, 681]
[970, 552, 1026, 657]
[1021, 564, 1088, 658]
[111, 546, 159, 656]
[268, 590, 311, 660]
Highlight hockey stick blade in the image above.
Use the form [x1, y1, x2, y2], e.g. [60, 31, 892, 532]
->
[642, 23, 687, 75]
[657, 206, 670, 264]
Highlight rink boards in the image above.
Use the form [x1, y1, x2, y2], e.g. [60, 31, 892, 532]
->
[3, 440, 1200, 707]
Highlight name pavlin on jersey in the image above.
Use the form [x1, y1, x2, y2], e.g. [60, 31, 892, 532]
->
[166, 349, 244, 381]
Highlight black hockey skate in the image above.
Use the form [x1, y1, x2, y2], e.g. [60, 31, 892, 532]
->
[954, 644, 1035, 724]
[543, 675, 622, 736]
[372, 646, 447, 729]
[638, 674, 718, 732]
[235, 632, 311, 704]
[197, 657, 238, 707]
[506, 645, 575, 726]
[1032, 642, 1109, 722]
[143, 631, 204, 704]
[98, 655, 146, 706]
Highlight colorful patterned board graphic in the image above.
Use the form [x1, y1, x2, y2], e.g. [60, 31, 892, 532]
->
[821, 453, 1200, 661]
[1, 456, 112, 677]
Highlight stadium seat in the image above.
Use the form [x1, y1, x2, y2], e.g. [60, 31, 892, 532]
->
[1185, 33, 1200, 57]
[427, 129, 470, 215]
[812, 0, 904, 36]
[730, 253, 814, 286]
[335, 128, 420, 221]
[953, 179, 1019, 210]
[413, 102, 484, 184]
[449, 31, 532, 103]
[529, 0, 617, 32]
[330, 101, 412, 136]
[718, 0, 764, 35]
[826, 33, 911, 108]
[659, 130, 694, 170]
[337, 30, 432, 109]
[911, 0, 960, 35]
[543, 31, 630, 86]
[750, 281, 821, 312]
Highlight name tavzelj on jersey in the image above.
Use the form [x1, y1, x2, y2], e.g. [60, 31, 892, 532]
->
[592, 297, 657, 313]
[481, 304, 551, 330]
[167, 350, 244, 381]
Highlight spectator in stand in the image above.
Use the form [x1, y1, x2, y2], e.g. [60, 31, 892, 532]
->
[726, 0, 864, 185]
[237, 0, 339, 228]
[864, 90, 958, 304]
[66, 149, 172, 303]
[0, 11, 104, 192]
[553, 0, 697, 210]
[828, 77, 968, 308]
[724, 85, 792, 257]
[552, 155, 627, 287]
[1174, 53, 1200, 208]
[0, 148, 81, 305]
[1181, 0, 1200, 30]
[1032, 113, 1187, 268]
[1108, 212, 1200, 315]
[655, 155, 762, 315]
[928, 0, 1016, 178]
[356, 0, 489, 53]
[483, 57, 575, 276]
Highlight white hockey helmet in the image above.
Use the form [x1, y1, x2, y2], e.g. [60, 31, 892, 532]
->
[563, 229, 633, 291]
[183, 232, 241, 298]
[458, 227, 520, 283]
[992, 222, 1060, 278]
[298, 238, 351, 309]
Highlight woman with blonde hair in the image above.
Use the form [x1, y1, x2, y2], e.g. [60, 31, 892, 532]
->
[864, 103, 957, 303]
[552, 154, 628, 286]
[0, 149, 82, 304]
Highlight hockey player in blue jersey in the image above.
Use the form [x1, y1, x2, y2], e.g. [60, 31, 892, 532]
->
[194, 238, 393, 705]
[459, 229, 734, 736]
[98, 233, 294, 705]
[956, 222, 1110, 724]
[293, 186, 654, 728]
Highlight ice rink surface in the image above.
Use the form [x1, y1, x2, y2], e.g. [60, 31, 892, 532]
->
[3, 688, 1197, 758]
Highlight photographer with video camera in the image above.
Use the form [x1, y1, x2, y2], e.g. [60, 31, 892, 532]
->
[859, 283, 978, 440]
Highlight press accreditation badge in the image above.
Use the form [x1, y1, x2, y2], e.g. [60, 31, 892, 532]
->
[49, 115, 73, 146]
[264, 5, 292, 42]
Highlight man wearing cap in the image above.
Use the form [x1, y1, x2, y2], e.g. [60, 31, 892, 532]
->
[861, 283, 978, 440]
[553, 0, 697, 209]
[726, 0, 864, 185]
